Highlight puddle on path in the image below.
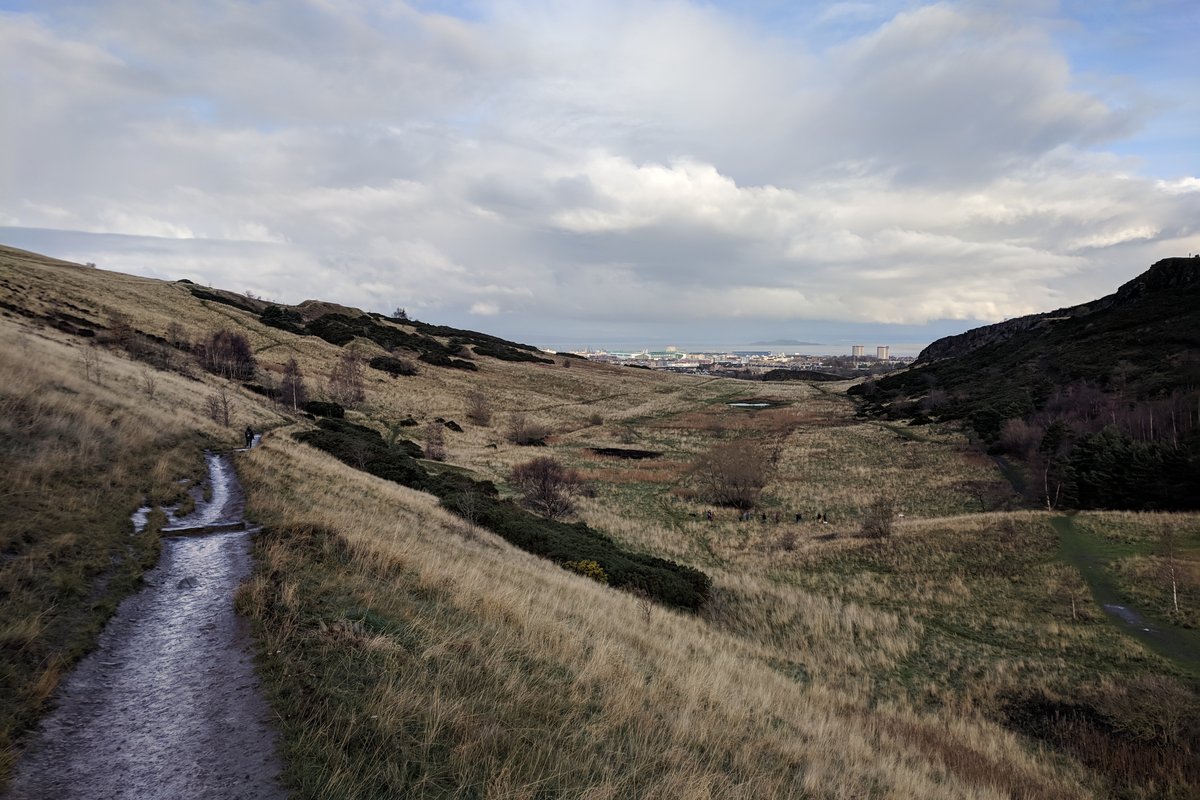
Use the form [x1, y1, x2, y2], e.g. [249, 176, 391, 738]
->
[5, 452, 287, 800]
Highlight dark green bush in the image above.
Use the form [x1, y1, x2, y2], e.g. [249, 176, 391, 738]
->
[303, 401, 345, 419]
[368, 355, 418, 377]
[294, 419, 711, 611]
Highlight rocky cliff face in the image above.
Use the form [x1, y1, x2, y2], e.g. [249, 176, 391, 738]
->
[915, 257, 1200, 364]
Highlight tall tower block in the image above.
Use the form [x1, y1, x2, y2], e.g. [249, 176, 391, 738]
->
[876, 346, 890, 360]
[852, 345, 865, 358]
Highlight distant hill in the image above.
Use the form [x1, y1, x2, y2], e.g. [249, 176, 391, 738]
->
[851, 257, 1200, 510]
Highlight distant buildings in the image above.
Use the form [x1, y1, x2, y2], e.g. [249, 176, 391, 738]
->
[556, 345, 911, 375]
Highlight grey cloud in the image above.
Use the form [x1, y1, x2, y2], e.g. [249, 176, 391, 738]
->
[2, 0, 1197, 344]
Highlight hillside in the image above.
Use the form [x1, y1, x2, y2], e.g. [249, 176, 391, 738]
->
[852, 257, 1200, 510]
[3, 244, 1199, 799]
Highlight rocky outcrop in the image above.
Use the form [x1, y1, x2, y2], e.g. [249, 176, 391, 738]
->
[915, 257, 1200, 364]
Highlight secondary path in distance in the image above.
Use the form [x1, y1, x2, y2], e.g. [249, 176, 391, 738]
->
[4, 449, 287, 800]
[1051, 514, 1200, 676]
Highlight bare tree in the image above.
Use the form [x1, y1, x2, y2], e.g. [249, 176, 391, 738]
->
[1159, 522, 1182, 617]
[423, 420, 447, 461]
[197, 329, 257, 381]
[691, 439, 769, 509]
[280, 357, 308, 412]
[327, 350, 366, 408]
[450, 485, 484, 531]
[861, 493, 897, 539]
[507, 413, 550, 446]
[511, 456, 581, 519]
[392, 307, 408, 321]
[165, 321, 189, 350]
[140, 369, 157, 399]
[465, 390, 492, 426]
[204, 385, 233, 427]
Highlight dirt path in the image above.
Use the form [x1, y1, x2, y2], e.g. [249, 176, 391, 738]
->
[4, 450, 287, 800]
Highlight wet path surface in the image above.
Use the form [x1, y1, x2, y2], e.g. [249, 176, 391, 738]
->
[4, 451, 287, 800]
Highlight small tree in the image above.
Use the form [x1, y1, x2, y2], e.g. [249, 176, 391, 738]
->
[392, 307, 408, 321]
[280, 357, 308, 412]
[165, 321, 189, 350]
[449, 486, 484, 531]
[204, 385, 233, 427]
[327, 350, 366, 408]
[511, 456, 581, 519]
[1159, 522, 1182, 617]
[691, 439, 769, 509]
[861, 493, 896, 539]
[423, 420, 447, 461]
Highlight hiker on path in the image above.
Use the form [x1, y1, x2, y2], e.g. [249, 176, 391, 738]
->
[244, 426, 254, 448]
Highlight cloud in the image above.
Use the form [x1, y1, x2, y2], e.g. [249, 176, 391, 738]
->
[1, 0, 1197, 346]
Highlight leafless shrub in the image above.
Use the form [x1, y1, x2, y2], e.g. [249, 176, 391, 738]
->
[507, 413, 550, 446]
[140, 369, 157, 399]
[165, 321, 189, 350]
[450, 486, 483, 530]
[327, 350, 365, 408]
[999, 418, 1043, 459]
[424, 420, 447, 461]
[691, 439, 769, 509]
[631, 587, 653, 625]
[1095, 676, 1197, 746]
[861, 493, 896, 539]
[101, 309, 135, 348]
[588, 413, 604, 426]
[777, 529, 798, 551]
[80, 343, 102, 384]
[465, 390, 492, 427]
[510, 456, 580, 519]
[204, 385, 232, 427]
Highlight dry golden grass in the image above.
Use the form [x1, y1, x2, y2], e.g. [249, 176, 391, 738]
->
[237, 435, 1091, 799]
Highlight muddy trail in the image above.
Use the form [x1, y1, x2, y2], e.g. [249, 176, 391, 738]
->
[1051, 515, 1200, 676]
[4, 448, 288, 800]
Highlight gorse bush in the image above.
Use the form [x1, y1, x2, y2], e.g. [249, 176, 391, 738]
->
[368, 355, 418, 377]
[295, 419, 710, 610]
[564, 560, 608, 584]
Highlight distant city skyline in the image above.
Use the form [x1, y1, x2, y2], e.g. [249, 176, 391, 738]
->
[3, 1, 1197, 346]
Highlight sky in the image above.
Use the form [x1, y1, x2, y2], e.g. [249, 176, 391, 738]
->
[1, 0, 1197, 353]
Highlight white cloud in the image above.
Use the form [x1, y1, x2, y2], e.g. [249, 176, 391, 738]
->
[1, 0, 1197, 343]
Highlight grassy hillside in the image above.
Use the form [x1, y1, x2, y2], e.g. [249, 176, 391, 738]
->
[3, 244, 1198, 798]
